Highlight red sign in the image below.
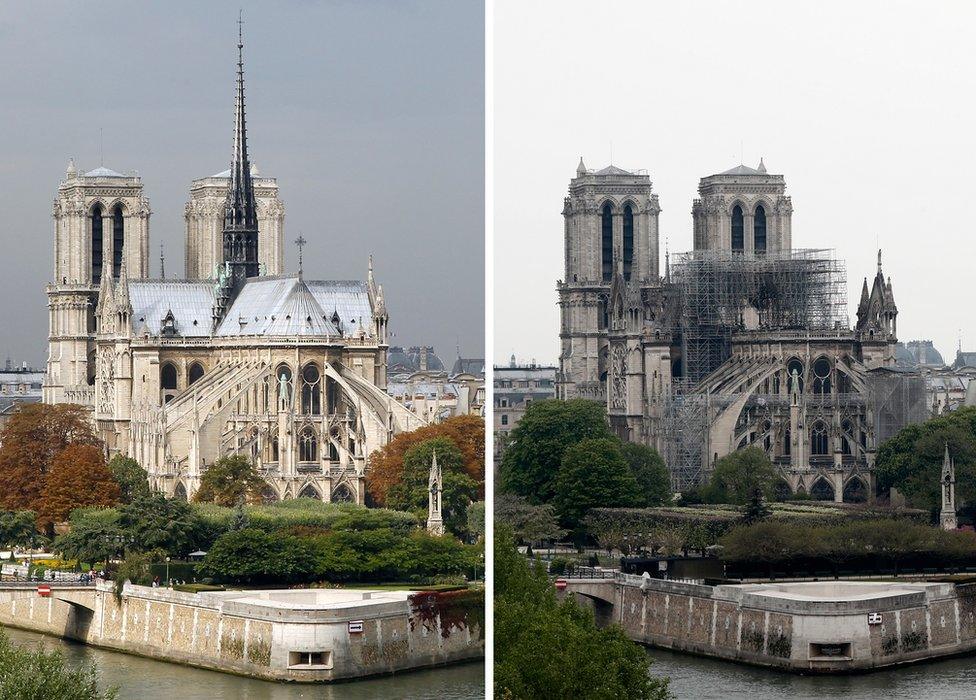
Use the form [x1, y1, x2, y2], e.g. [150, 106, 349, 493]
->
[554, 578, 568, 591]
[37, 585, 51, 597]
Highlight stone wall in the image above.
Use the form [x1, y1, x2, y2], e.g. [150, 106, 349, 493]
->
[569, 577, 976, 673]
[0, 584, 483, 682]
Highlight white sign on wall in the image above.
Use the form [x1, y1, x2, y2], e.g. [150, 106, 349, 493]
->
[348, 620, 364, 634]
[868, 612, 883, 625]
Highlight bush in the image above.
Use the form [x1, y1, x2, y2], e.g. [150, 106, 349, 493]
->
[0, 629, 117, 699]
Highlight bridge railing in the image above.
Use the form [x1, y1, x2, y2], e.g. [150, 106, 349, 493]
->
[558, 565, 617, 580]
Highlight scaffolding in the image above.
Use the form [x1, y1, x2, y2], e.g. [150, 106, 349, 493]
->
[669, 249, 848, 384]
[865, 369, 930, 444]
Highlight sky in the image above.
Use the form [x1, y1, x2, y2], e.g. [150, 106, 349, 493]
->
[0, 0, 484, 368]
[493, 0, 976, 366]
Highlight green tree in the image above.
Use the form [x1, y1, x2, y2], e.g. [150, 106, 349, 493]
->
[705, 447, 779, 505]
[500, 399, 612, 503]
[620, 442, 672, 507]
[52, 516, 126, 567]
[876, 408, 976, 512]
[553, 438, 639, 528]
[466, 500, 485, 542]
[193, 455, 269, 507]
[494, 526, 669, 699]
[118, 494, 203, 557]
[385, 438, 479, 538]
[107, 455, 150, 504]
[742, 486, 772, 524]
[494, 493, 565, 544]
[0, 629, 117, 699]
[197, 528, 315, 584]
[0, 510, 39, 550]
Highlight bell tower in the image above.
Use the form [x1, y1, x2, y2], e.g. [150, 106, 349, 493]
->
[45, 160, 150, 406]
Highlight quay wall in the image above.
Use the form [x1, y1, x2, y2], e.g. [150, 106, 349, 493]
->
[567, 576, 976, 673]
[0, 583, 483, 682]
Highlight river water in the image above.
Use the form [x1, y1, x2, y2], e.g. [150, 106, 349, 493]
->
[2, 626, 484, 700]
[648, 646, 976, 699]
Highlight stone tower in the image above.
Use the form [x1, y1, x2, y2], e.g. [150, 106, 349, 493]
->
[184, 164, 284, 279]
[557, 160, 661, 402]
[691, 160, 792, 254]
[426, 448, 444, 536]
[45, 160, 150, 405]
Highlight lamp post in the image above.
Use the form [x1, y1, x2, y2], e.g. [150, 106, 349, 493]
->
[165, 556, 171, 587]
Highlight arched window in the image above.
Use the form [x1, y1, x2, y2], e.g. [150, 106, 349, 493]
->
[276, 365, 293, 410]
[328, 440, 339, 461]
[91, 204, 104, 284]
[783, 428, 791, 456]
[843, 478, 867, 503]
[601, 202, 613, 282]
[731, 205, 744, 253]
[622, 204, 634, 281]
[298, 484, 320, 500]
[811, 478, 834, 501]
[260, 486, 278, 504]
[271, 433, 279, 462]
[810, 421, 829, 455]
[188, 362, 205, 386]
[161, 363, 178, 389]
[173, 482, 187, 501]
[299, 426, 318, 462]
[786, 359, 804, 394]
[332, 484, 354, 503]
[754, 204, 767, 254]
[301, 363, 321, 414]
[812, 357, 832, 395]
[112, 205, 124, 278]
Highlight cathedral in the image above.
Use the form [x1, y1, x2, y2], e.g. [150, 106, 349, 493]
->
[43, 32, 424, 504]
[558, 160, 926, 501]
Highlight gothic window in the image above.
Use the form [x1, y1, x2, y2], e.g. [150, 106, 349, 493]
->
[812, 357, 832, 395]
[298, 484, 320, 500]
[188, 362, 205, 386]
[301, 363, 321, 414]
[731, 205, 744, 253]
[260, 487, 278, 504]
[271, 434, 279, 462]
[601, 202, 613, 282]
[299, 426, 318, 462]
[810, 421, 829, 455]
[112, 204, 124, 278]
[810, 478, 834, 501]
[783, 428, 791, 456]
[622, 204, 634, 281]
[160, 363, 178, 389]
[843, 478, 867, 503]
[754, 204, 766, 254]
[332, 484, 354, 503]
[91, 204, 104, 284]
[173, 482, 187, 501]
[276, 364, 293, 409]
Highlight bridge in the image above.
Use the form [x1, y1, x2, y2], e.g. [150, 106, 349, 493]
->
[0, 582, 100, 640]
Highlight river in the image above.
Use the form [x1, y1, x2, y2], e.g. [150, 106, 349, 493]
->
[1, 626, 485, 700]
[647, 646, 976, 699]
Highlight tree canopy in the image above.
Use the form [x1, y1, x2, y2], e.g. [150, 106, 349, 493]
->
[0, 403, 100, 513]
[876, 406, 976, 512]
[39, 444, 120, 526]
[0, 629, 117, 699]
[554, 438, 640, 528]
[620, 442, 672, 507]
[494, 526, 669, 699]
[385, 437, 479, 538]
[107, 455, 150, 504]
[494, 493, 565, 544]
[193, 455, 269, 506]
[704, 446, 780, 505]
[119, 494, 204, 557]
[0, 510, 39, 550]
[366, 415, 485, 505]
[500, 399, 612, 503]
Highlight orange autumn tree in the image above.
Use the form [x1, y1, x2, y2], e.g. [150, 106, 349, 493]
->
[367, 415, 485, 506]
[0, 403, 101, 512]
[39, 444, 120, 525]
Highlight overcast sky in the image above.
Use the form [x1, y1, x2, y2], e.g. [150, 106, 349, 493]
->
[494, 0, 976, 366]
[0, 0, 484, 367]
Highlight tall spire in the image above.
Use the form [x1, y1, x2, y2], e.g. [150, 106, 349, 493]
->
[223, 11, 259, 284]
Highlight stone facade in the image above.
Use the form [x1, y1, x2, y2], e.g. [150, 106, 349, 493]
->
[43, 36, 426, 505]
[558, 159, 923, 498]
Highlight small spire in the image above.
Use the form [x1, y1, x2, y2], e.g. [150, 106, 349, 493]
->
[160, 242, 165, 279]
[576, 157, 586, 176]
[757, 157, 767, 173]
[66, 158, 76, 178]
[877, 249, 883, 274]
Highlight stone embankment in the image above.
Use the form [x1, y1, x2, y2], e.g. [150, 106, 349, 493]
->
[0, 582, 483, 681]
[564, 574, 976, 672]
